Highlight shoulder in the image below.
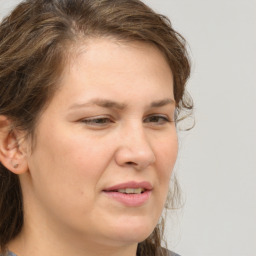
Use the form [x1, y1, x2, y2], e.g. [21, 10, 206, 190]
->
[158, 247, 180, 256]
[169, 252, 181, 256]
[166, 249, 181, 256]
[170, 252, 181, 256]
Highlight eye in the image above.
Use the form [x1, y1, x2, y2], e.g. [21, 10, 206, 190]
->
[81, 116, 114, 127]
[144, 114, 171, 125]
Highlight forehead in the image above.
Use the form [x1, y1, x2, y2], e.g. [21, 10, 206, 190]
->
[50, 38, 174, 109]
[66, 38, 172, 84]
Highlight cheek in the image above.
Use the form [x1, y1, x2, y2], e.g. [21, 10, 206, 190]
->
[28, 133, 103, 199]
[157, 134, 178, 170]
[155, 134, 178, 194]
[26, 136, 110, 226]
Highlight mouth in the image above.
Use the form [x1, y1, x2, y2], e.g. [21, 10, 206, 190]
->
[103, 181, 152, 206]
[114, 188, 146, 194]
[103, 181, 152, 193]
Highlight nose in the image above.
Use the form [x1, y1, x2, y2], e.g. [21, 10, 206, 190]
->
[114, 126, 156, 170]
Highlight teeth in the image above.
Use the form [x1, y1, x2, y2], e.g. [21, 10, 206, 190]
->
[117, 188, 145, 194]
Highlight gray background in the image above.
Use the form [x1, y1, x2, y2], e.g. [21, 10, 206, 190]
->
[1, 1, 256, 256]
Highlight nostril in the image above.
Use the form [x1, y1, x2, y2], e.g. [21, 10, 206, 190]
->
[126, 161, 136, 165]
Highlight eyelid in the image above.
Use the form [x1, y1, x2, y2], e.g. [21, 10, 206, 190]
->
[80, 115, 114, 126]
[78, 112, 175, 129]
[143, 114, 173, 124]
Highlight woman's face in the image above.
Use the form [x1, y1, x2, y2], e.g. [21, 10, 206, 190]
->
[22, 39, 178, 248]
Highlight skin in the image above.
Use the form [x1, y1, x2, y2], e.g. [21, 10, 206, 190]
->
[5, 39, 178, 256]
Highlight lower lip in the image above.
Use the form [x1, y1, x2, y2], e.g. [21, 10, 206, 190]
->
[103, 190, 151, 207]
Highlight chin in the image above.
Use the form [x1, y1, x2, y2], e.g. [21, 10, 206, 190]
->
[109, 217, 157, 244]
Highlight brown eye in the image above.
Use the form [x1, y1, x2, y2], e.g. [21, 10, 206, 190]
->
[144, 115, 170, 125]
[81, 117, 113, 127]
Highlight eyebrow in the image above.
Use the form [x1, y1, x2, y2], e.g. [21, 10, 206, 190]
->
[69, 98, 127, 110]
[69, 98, 175, 110]
[150, 98, 175, 108]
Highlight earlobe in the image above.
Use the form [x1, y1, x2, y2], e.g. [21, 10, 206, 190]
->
[0, 115, 28, 174]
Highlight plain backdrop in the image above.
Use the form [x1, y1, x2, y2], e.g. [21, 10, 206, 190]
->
[1, 1, 256, 256]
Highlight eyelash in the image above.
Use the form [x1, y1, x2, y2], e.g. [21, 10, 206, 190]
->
[80, 114, 172, 127]
[144, 115, 171, 124]
[81, 117, 113, 126]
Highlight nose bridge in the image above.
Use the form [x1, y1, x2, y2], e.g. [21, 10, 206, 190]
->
[115, 121, 156, 169]
[129, 123, 151, 154]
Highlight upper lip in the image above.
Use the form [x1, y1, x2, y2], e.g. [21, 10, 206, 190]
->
[103, 181, 153, 191]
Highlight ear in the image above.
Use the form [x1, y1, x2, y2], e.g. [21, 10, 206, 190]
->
[0, 115, 29, 174]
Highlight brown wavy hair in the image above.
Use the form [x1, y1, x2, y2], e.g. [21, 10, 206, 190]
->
[0, 0, 192, 255]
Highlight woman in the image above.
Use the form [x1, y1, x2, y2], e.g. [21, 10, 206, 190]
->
[0, 0, 192, 255]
